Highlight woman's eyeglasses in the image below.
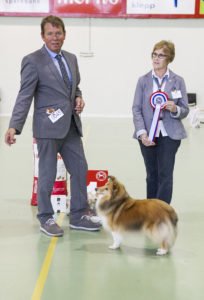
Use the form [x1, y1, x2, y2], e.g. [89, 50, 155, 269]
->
[152, 52, 167, 59]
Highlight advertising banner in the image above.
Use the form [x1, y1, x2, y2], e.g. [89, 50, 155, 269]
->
[53, 0, 123, 17]
[0, 0, 49, 13]
[126, 0, 195, 15]
[0, 1, 204, 21]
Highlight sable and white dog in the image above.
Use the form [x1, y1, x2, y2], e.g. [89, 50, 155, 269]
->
[95, 176, 178, 255]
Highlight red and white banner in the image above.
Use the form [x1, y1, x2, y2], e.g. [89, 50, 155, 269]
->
[0, 1, 204, 20]
[53, 0, 123, 16]
[87, 170, 108, 188]
[87, 170, 108, 210]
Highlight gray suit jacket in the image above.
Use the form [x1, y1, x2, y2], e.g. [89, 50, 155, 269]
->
[9, 46, 83, 138]
[132, 70, 189, 140]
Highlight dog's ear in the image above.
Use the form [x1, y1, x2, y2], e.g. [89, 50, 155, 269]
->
[112, 179, 129, 202]
[108, 175, 116, 182]
[108, 176, 120, 191]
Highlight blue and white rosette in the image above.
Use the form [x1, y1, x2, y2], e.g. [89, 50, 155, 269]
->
[148, 91, 168, 141]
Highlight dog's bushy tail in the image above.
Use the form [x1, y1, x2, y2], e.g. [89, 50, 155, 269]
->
[170, 211, 178, 227]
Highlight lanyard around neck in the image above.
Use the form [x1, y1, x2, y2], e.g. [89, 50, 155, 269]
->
[153, 75, 168, 91]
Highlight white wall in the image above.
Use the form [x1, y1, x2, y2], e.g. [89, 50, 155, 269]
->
[0, 16, 204, 118]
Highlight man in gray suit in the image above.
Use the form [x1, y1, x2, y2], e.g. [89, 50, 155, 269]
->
[5, 15, 101, 236]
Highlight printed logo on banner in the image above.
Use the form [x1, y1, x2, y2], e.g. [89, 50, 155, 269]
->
[0, 0, 49, 12]
[96, 170, 108, 181]
[53, 0, 123, 15]
[86, 170, 108, 210]
[87, 170, 108, 187]
[126, 0, 195, 15]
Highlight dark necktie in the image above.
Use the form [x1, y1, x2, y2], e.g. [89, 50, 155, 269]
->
[55, 54, 71, 90]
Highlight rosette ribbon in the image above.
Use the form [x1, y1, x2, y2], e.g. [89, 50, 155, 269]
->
[148, 91, 168, 141]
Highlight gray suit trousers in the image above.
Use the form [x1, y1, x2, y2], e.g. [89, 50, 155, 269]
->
[36, 119, 88, 224]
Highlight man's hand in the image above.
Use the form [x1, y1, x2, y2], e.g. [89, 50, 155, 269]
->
[5, 128, 17, 146]
[75, 97, 85, 114]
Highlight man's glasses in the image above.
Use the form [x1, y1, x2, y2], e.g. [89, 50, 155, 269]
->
[152, 52, 167, 59]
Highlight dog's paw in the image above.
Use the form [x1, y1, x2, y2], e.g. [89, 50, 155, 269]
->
[109, 244, 120, 250]
[90, 215, 102, 224]
[156, 248, 168, 256]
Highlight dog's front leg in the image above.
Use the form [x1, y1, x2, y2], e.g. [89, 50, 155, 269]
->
[156, 248, 168, 255]
[156, 241, 168, 255]
[109, 232, 122, 249]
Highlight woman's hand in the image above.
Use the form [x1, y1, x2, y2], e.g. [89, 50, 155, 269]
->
[165, 100, 177, 113]
[140, 133, 155, 147]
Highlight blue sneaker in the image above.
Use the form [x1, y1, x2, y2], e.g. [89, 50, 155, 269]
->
[70, 215, 101, 231]
[40, 218, 64, 237]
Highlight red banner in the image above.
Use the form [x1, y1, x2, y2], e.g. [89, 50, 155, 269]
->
[87, 170, 108, 187]
[53, 0, 123, 17]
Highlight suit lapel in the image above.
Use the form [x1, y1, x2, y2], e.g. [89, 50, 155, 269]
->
[144, 72, 155, 115]
[146, 71, 154, 94]
[41, 46, 71, 96]
[165, 70, 176, 99]
[146, 71, 154, 103]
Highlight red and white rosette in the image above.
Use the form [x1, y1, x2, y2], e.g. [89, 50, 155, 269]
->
[148, 91, 168, 141]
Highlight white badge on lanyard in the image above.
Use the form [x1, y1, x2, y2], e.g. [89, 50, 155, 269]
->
[171, 89, 182, 99]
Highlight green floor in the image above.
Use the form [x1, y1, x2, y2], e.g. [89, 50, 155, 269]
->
[0, 116, 204, 300]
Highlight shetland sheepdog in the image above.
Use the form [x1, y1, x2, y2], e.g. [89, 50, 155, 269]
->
[95, 176, 178, 255]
